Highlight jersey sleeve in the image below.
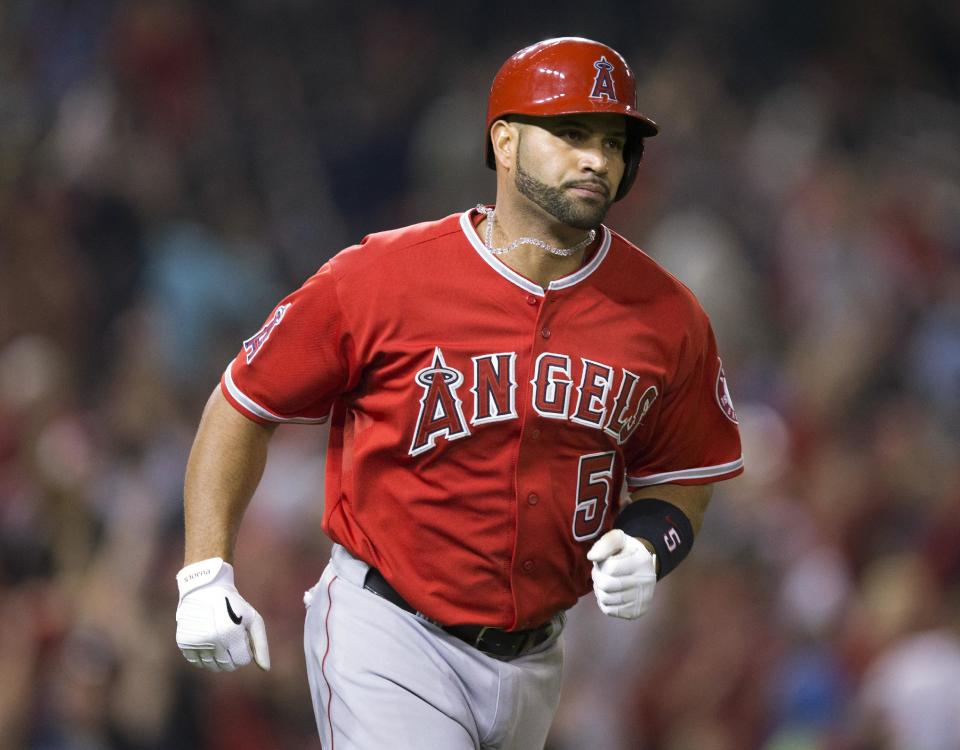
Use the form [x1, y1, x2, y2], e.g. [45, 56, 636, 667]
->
[220, 263, 352, 424]
[625, 319, 744, 488]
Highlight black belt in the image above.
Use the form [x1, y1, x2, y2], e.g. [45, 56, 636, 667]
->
[362, 567, 554, 661]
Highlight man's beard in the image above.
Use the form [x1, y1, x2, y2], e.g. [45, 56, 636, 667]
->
[514, 152, 613, 230]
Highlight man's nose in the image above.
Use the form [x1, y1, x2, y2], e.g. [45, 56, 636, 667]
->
[577, 142, 608, 173]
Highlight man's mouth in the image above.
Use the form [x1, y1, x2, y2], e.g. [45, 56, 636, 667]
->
[567, 182, 609, 198]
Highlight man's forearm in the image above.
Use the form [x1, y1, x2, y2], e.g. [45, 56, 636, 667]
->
[627, 483, 713, 535]
[622, 483, 713, 575]
[183, 387, 277, 564]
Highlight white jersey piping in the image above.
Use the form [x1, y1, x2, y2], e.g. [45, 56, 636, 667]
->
[459, 208, 611, 296]
[626, 457, 744, 488]
[222, 365, 329, 424]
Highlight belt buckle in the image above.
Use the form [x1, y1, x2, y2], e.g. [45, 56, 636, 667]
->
[473, 626, 493, 651]
[474, 626, 529, 660]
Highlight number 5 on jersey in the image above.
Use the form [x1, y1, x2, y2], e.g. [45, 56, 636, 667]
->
[572, 451, 616, 541]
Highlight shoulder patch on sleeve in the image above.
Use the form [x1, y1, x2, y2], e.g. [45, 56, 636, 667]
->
[243, 303, 291, 364]
[715, 359, 738, 424]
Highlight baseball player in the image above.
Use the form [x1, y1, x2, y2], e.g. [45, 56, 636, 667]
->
[176, 37, 743, 749]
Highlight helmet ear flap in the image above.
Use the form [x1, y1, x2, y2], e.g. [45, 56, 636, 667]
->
[614, 134, 645, 202]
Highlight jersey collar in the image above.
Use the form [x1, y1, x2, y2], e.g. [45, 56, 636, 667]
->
[459, 208, 611, 297]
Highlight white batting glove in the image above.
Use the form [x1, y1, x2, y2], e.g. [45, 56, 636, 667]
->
[175, 557, 271, 672]
[587, 529, 658, 620]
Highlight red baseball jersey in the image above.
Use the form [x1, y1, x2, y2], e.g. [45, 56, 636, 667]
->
[221, 207, 743, 629]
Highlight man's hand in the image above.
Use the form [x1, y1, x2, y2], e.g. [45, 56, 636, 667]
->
[587, 529, 657, 620]
[175, 557, 271, 671]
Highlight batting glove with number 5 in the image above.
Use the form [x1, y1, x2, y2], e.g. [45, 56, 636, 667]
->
[587, 529, 658, 620]
[176, 557, 271, 672]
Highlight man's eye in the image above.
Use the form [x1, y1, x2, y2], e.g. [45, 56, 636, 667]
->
[562, 130, 584, 141]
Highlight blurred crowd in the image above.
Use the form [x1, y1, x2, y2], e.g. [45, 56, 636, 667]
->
[1, 1, 959, 748]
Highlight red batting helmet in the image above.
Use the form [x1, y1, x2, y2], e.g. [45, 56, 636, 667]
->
[485, 37, 659, 201]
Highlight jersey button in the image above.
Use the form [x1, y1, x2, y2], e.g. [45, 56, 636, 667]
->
[527, 493, 539, 506]
[522, 559, 536, 572]
[540, 327, 551, 339]
[530, 428, 541, 440]
[526, 295, 538, 305]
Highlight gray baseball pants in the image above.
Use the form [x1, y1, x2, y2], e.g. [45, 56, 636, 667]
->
[303, 544, 565, 749]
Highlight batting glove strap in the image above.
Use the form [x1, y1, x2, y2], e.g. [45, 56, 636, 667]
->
[177, 556, 231, 601]
[613, 498, 694, 580]
[175, 557, 271, 672]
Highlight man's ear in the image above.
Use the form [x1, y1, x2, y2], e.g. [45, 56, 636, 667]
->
[490, 120, 519, 171]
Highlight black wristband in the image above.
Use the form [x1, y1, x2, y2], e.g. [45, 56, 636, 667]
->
[613, 498, 695, 580]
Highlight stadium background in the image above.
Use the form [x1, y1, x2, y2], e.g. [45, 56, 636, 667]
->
[1, 1, 959, 748]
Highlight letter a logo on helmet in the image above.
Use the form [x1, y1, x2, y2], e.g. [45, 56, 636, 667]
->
[589, 56, 618, 102]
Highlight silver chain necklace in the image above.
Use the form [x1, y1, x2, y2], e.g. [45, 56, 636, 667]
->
[475, 204, 596, 257]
